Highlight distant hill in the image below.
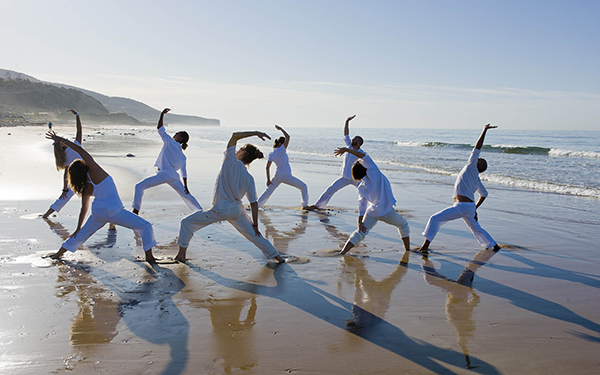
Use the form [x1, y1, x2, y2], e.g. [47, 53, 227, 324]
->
[0, 68, 219, 126]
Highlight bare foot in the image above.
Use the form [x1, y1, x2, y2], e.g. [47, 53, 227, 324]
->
[274, 255, 285, 264]
[492, 244, 501, 252]
[132, 208, 139, 215]
[145, 249, 157, 264]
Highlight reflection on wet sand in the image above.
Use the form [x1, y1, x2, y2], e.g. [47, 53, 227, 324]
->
[183, 265, 276, 373]
[422, 248, 497, 369]
[342, 251, 410, 337]
[260, 210, 308, 254]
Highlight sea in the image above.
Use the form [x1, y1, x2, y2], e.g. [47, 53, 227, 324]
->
[132, 125, 600, 227]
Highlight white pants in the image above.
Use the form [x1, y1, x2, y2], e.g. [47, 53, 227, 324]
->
[313, 177, 358, 209]
[177, 204, 279, 259]
[258, 173, 309, 207]
[132, 172, 202, 212]
[62, 206, 157, 252]
[422, 201, 496, 248]
[49, 187, 75, 212]
[347, 208, 410, 246]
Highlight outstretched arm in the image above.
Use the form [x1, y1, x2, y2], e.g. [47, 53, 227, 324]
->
[45, 131, 107, 182]
[227, 131, 271, 148]
[475, 124, 498, 150]
[67, 109, 83, 144]
[275, 125, 290, 148]
[157, 108, 170, 130]
[343, 115, 356, 136]
[334, 147, 366, 159]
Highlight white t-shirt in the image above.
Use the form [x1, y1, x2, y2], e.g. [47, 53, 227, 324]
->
[211, 146, 257, 210]
[356, 155, 396, 217]
[341, 134, 366, 179]
[453, 148, 488, 201]
[64, 140, 82, 167]
[154, 127, 187, 180]
[267, 146, 292, 175]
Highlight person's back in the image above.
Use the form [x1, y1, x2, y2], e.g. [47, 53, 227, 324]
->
[212, 146, 255, 210]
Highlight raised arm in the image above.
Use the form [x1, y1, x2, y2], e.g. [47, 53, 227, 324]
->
[334, 146, 366, 159]
[275, 125, 290, 148]
[343, 115, 356, 136]
[157, 108, 171, 130]
[227, 131, 271, 148]
[67, 109, 82, 144]
[475, 124, 498, 150]
[45, 131, 106, 181]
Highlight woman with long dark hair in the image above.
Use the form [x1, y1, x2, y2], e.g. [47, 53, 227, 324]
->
[45, 129, 158, 263]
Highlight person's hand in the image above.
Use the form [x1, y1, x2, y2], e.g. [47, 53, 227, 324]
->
[474, 211, 479, 221]
[256, 132, 271, 141]
[45, 130, 61, 142]
[68, 229, 80, 239]
[67, 109, 78, 115]
[346, 115, 356, 122]
[267, 180, 272, 187]
[59, 191, 68, 200]
[359, 223, 367, 233]
[184, 187, 190, 195]
[162, 108, 171, 115]
[484, 124, 497, 130]
[334, 147, 347, 156]
[252, 224, 262, 236]
[275, 125, 283, 131]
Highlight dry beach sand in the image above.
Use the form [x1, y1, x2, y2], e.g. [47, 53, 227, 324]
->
[1, 124, 599, 374]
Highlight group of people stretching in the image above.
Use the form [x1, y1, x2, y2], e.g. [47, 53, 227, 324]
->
[44, 109, 500, 264]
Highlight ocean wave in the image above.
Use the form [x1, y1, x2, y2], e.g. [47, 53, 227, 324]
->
[395, 141, 599, 158]
[482, 174, 600, 199]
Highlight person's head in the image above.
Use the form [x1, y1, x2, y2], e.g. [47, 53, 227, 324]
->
[477, 158, 488, 173]
[351, 160, 367, 181]
[236, 143, 264, 165]
[53, 141, 67, 171]
[67, 159, 90, 196]
[273, 136, 285, 149]
[351, 136, 363, 150]
[173, 131, 190, 150]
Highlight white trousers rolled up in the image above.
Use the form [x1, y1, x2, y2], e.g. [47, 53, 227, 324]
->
[132, 172, 202, 212]
[422, 201, 496, 248]
[258, 172, 309, 207]
[49, 188, 76, 212]
[62, 206, 157, 252]
[347, 208, 410, 246]
[313, 177, 358, 209]
[177, 204, 279, 259]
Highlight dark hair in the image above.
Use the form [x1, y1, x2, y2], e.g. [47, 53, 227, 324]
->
[177, 131, 189, 150]
[240, 143, 264, 165]
[273, 136, 285, 148]
[351, 160, 367, 180]
[477, 158, 488, 173]
[68, 159, 90, 196]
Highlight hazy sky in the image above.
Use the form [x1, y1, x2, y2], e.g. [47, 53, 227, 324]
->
[2, 0, 599, 129]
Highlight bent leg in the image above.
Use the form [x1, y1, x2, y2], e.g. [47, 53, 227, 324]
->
[379, 209, 411, 251]
[342, 215, 378, 254]
[228, 208, 279, 259]
[61, 214, 106, 252]
[313, 177, 355, 209]
[132, 173, 170, 212]
[422, 204, 464, 242]
[166, 178, 203, 212]
[177, 209, 221, 249]
[110, 209, 157, 251]
[257, 177, 282, 207]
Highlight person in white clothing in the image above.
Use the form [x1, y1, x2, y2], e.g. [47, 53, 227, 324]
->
[257, 125, 309, 209]
[45, 130, 158, 263]
[419, 124, 501, 254]
[175, 131, 285, 264]
[333, 147, 410, 255]
[308, 115, 365, 210]
[132, 108, 202, 215]
[42, 109, 83, 219]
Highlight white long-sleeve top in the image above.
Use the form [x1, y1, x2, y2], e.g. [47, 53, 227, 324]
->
[356, 155, 396, 217]
[154, 127, 187, 180]
[211, 146, 258, 210]
[453, 148, 488, 201]
[267, 145, 292, 175]
[341, 134, 366, 179]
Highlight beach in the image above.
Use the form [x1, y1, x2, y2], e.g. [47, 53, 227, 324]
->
[1, 123, 599, 374]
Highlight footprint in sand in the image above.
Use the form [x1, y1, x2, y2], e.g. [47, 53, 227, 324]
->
[307, 249, 342, 257]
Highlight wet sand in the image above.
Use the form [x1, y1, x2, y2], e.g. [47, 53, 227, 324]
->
[1, 124, 599, 374]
